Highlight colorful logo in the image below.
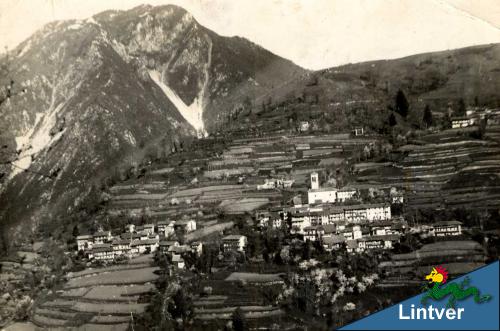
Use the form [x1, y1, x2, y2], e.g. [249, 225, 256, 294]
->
[421, 266, 492, 308]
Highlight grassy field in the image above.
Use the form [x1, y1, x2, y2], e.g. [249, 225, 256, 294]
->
[185, 222, 234, 242]
[72, 302, 148, 314]
[219, 198, 269, 213]
[65, 267, 159, 288]
[83, 284, 154, 301]
[68, 263, 152, 279]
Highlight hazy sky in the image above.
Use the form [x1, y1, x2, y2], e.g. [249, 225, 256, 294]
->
[1, 0, 500, 69]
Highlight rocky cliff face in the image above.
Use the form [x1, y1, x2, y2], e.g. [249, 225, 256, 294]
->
[0, 4, 305, 244]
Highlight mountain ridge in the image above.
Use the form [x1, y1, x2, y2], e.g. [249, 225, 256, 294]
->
[0, 4, 306, 248]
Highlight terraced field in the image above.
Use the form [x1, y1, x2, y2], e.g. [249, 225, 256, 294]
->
[104, 132, 374, 235]
[354, 128, 500, 210]
[378, 240, 486, 287]
[27, 256, 158, 330]
[194, 274, 285, 329]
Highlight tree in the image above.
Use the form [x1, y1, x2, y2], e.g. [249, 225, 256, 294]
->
[423, 105, 433, 128]
[388, 113, 397, 127]
[232, 307, 247, 331]
[302, 241, 312, 260]
[395, 90, 409, 118]
[72, 225, 79, 238]
[169, 289, 191, 320]
[456, 98, 466, 116]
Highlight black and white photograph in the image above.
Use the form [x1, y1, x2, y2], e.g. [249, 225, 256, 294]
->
[0, 1, 500, 330]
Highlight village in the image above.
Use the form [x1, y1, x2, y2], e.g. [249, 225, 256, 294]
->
[75, 171, 465, 265]
[1, 102, 499, 330]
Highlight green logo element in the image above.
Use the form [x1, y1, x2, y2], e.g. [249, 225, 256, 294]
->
[421, 266, 492, 308]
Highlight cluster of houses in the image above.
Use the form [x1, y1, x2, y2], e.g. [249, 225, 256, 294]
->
[451, 107, 500, 129]
[76, 219, 197, 263]
[410, 220, 463, 237]
[256, 203, 401, 253]
[255, 199, 392, 231]
[76, 218, 249, 267]
[254, 172, 466, 254]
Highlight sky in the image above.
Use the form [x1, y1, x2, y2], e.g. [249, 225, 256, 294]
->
[0, 0, 500, 70]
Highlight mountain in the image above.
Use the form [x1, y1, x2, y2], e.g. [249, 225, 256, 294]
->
[239, 43, 500, 134]
[0, 4, 306, 248]
[331, 43, 500, 110]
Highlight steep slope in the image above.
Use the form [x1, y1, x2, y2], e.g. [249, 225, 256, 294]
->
[92, 4, 306, 134]
[237, 43, 500, 135]
[0, 18, 192, 244]
[0, 4, 306, 248]
[332, 43, 500, 110]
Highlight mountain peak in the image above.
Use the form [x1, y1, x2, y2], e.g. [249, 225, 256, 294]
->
[0, 2, 305, 237]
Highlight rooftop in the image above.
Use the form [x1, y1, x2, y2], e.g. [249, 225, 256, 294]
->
[92, 244, 113, 253]
[223, 235, 246, 240]
[433, 220, 463, 227]
[338, 187, 357, 192]
[130, 239, 159, 246]
[309, 187, 337, 193]
[159, 240, 179, 246]
[323, 224, 336, 233]
[323, 235, 346, 244]
[343, 203, 389, 210]
[93, 231, 110, 237]
[112, 239, 131, 245]
[76, 235, 92, 240]
[359, 234, 400, 242]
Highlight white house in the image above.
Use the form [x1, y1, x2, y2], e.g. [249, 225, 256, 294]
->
[357, 234, 400, 251]
[308, 188, 338, 204]
[174, 219, 197, 233]
[340, 225, 363, 241]
[91, 244, 114, 261]
[451, 117, 475, 128]
[93, 231, 113, 244]
[336, 187, 357, 202]
[432, 221, 462, 237]
[390, 187, 404, 204]
[259, 212, 283, 229]
[157, 220, 175, 237]
[299, 121, 310, 132]
[190, 242, 203, 256]
[326, 207, 345, 223]
[222, 235, 247, 252]
[257, 179, 277, 190]
[308, 172, 337, 204]
[303, 226, 325, 242]
[291, 213, 311, 234]
[343, 204, 391, 223]
[159, 240, 179, 253]
[76, 235, 93, 251]
[172, 254, 185, 269]
[112, 239, 131, 256]
[131, 239, 159, 254]
[142, 224, 155, 235]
